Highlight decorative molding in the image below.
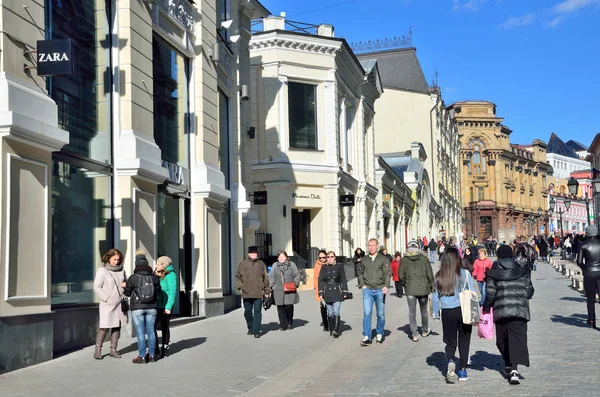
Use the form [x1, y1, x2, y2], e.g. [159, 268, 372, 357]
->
[156, 0, 196, 33]
[250, 36, 339, 55]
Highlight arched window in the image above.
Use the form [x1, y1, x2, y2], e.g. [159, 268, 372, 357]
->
[468, 140, 486, 175]
[559, 185, 566, 194]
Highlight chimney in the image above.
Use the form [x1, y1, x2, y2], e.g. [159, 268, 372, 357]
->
[263, 12, 285, 31]
[317, 24, 334, 37]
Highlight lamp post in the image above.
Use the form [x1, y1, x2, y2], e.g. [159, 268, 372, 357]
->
[593, 177, 600, 226]
[567, 177, 589, 225]
[550, 196, 571, 259]
[537, 207, 542, 235]
[547, 209, 553, 236]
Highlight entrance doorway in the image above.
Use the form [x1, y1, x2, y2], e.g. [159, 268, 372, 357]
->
[292, 209, 311, 268]
[480, 216, 492, 240]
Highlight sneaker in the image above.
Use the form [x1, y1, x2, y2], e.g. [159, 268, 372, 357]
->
[446, 361, 457, 383]
[421, 329, 430, 338]
[376, 334, 383, 344]
[509, 370, 520, 385]
[412, 334, 419, 342]
[457, 369, 468, 381]
[254, 333, 261, 339]
[132, 356, 146, 364]
[467, 358, 472, 367]
[360, 336, 371, 346]
[247, 330, 253, 335]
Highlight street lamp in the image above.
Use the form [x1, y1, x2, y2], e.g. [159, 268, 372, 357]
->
[536, 207, 542, 234]
[567, 177, 590, 225]
[593, 177, 600, 226]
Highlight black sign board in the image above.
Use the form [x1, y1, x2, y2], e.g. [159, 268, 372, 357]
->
[37, 39, 74, 76]
[253, 191, 268, 205]
[339, 194, 355, 207]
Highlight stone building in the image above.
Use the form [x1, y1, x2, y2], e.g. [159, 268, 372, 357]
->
[449, 101, 552, 241]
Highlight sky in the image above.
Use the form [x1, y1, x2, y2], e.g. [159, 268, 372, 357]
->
[259, 0, 600, 147]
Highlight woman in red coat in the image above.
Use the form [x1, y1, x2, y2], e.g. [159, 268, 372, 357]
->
[390, 251, 403, 297]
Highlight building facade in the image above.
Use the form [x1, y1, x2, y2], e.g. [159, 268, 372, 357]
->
[449, 101, 552, 242]
[249, 16, 381, 265]
[0, 0, 269, 373]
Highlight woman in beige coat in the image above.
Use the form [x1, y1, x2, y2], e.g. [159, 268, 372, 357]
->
[93, 248, 128, 359]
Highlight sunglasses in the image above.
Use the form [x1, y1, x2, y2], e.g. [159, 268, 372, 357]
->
[319, 256, 326, 259]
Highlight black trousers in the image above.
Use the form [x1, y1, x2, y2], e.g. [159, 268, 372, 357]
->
[155, 309, 172, 346]
[277, 304, 294, 328]
[243, 298, 262, 334]
[583, 272, 600, 322]
[441, 307, 472, 369]
[394, 281, 403, 297]
[495, 318, 529, 369]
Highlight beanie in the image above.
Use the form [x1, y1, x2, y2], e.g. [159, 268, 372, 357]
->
[134, 248, 149, 267]
[156, 255, 172, 268]
[496, 244, 513, 259]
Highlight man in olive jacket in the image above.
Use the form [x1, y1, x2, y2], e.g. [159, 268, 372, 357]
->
[399, 240, 434, 341]
[235, 246, 271, 338]
[358, 238, 391, 346]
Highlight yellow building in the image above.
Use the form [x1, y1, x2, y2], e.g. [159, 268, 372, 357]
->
[448, 101, 552, 241]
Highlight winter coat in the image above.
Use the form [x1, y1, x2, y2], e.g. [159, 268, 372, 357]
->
[157, 264, 177, 311]
[390, 259, 400, 282]
[313, 259, 324, 302]
[428, 239, 438, 251]
[318, 263, 349, 303]
[93, 266, 128, 328]
[472, 257, 493, 282]
[124, 265, 161, 311]
[483, 258, 534, 322]
[269, 261, 300, 306]
[576, 236, 600, 274]
[398, 251, 434, 296]
[235, 258, 271, 299]
[358, 253, 391, 289]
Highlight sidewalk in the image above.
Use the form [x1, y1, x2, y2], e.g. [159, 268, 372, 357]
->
[1, 260, 599, 396]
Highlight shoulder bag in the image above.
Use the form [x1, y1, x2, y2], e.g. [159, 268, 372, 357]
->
[110, 270, 129, 313]
[458, 270, 480, 326]
[280, 269, 296, 293]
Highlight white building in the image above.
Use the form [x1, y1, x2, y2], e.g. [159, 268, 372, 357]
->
[249, 15, 382, 265]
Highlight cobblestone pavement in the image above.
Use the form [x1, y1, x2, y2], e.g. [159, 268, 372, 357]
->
[1, 259, 598, 397]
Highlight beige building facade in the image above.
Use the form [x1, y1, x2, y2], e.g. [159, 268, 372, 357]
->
[0, 0, 268, 373]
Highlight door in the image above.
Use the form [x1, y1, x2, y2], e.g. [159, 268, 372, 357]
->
[479, 216, 492, 240]
[157, 193, 181, 315]
[292, 209, 311, 266]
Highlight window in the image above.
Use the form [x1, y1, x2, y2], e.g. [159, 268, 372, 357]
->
[218, 90, 230, 189]
[288, 82, 318, 149]
[478, 187, 485, 200]
[216, 0, 230, 40]
[470, 187, 474, 202]
[468, 140, 486, 175]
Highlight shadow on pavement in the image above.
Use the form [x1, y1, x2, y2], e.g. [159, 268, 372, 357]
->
[559, 296, 587, 303]
[425, 351, 447, 376]
[118, 336, 207, 357]
[468, 350, 504, 375]
[261, 319, 310, 335]
[551, 313, 589, 328]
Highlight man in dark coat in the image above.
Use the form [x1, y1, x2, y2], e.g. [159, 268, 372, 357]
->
[235, 246, 271, 338]
[576, 226, 600, 329]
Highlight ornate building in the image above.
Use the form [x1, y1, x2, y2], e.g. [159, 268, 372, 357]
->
[449, 101, 552, 241]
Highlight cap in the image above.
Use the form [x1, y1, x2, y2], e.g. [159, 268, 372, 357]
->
[247, 246, 259, 254]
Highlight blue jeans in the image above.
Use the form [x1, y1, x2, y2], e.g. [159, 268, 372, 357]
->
[132, 308, 157, 358]
[429, 249, 436, 263]
[477, 281, 486, 306]
[362, 288, 385, 338]
[326, 301, 342, 316]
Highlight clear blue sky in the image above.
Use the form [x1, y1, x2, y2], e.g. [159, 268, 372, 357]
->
[259, 0, 600, 147]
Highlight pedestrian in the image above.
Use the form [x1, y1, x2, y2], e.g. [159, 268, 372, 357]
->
[314, 249, 329, 332]
[358, 238, 391, 346]
[431, 247, 479, 383]
[462, 247, 474, 273]
[438, 241, 445, 261]
[353, 247, 365, 280]
[269, 251, 300, 330]
[428, 238, 438, 263]
[124, 249, 161, 364]
[154, 256, 177, 357]
[379, 245, 393, 263]
[399, 240, 434, 342]
[472, 248, 493, 306]
[92, 248, 128, 360]
[576, 225, 600, 329]
[318, 251, 349, 338]
[483, 244, 534, 385]
[390, 251, 403, 297]
[235, 246, 271, 338]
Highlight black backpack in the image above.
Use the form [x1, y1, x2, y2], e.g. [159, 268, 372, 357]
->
[135, 274, 156, 303]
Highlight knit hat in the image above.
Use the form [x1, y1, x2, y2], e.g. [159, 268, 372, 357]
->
[407, 240, 419, 249]
[497, 244, 513, 259]
[134, 248, 149, 267]
[156, 256, 172, 267]
[586, 225, 598, 237]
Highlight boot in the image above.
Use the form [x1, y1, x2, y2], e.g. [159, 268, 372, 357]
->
[320, 304, 329, 332]
[94, 328, 108, 360]
[162, 345, 170, 358]
[109, 329, 121, 358]
[332, 316, 340, 338]
[328, 316, 334, 336]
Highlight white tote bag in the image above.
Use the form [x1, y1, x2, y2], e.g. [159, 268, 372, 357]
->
[458, 271, 480, 326]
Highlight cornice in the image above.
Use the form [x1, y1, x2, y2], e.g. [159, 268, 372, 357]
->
[250, 32, 341, 55]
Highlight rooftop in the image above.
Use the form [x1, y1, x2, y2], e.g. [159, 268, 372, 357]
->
[547, 133, 580, 159]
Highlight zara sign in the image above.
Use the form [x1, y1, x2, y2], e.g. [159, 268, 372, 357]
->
[37, 39, 74, 76]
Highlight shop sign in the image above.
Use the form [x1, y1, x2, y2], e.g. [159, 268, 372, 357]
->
[37, 39, 74, 76]
[291, 189, 323, 207]
[253, 191, 268, 205]
[339, 194, 355, 207]
[162, 160, 184, 184]
[292, 192, 321, 200]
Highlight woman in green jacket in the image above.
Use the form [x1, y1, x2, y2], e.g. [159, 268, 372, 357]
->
[155, 256, 177, 358]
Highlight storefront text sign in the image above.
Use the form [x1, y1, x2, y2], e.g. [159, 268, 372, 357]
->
[253, 191, 268, 205]
[292, 189, 323, 207]
[37, 39, 74, 76]
[339, 194, 355, 207]
[162, 160, 184, 184]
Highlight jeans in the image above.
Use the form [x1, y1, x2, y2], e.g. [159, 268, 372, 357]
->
[429, 249, 436, 263]
[477, 281, 486, 306]
[406, 295, 429, 336]
[131, 308, 157, 358]
[362, 288, 385, 338]
[326, 301, 342, 316]
[243, 298, 262, 334]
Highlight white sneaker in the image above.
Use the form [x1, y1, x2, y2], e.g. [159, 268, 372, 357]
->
[509, 370, 520, 385]
[360, 336, 371, 346]
[376, 334, 383, 344]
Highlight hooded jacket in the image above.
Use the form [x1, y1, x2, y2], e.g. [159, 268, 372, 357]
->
[398, 250, 434, 296]
[483, 258, 534, 322]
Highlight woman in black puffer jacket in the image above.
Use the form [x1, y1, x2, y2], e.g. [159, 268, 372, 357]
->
[483, 244, 534, 385]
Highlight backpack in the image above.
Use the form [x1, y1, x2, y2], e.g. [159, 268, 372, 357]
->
[135, 274, 156, 303]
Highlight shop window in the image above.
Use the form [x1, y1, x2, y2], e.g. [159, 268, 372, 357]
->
[288, 82, 318, 149]
[153, 34, 190, 167]
[51, 158, 112, 306]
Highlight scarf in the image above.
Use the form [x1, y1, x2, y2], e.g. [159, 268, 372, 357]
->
[105, 262, 124, 272]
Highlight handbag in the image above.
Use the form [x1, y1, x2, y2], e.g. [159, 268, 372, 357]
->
[262, 295, 274, 310]
[478, 308, 494, 339]
[458, 270, 480, 326]
[110, 270, 129, 314]
[280, 271, 296, 293]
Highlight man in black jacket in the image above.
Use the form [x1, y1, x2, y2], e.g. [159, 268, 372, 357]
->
[428, 238, 438, 263]
[576, 225, 600, 329]
[124, 249, 161, 363]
